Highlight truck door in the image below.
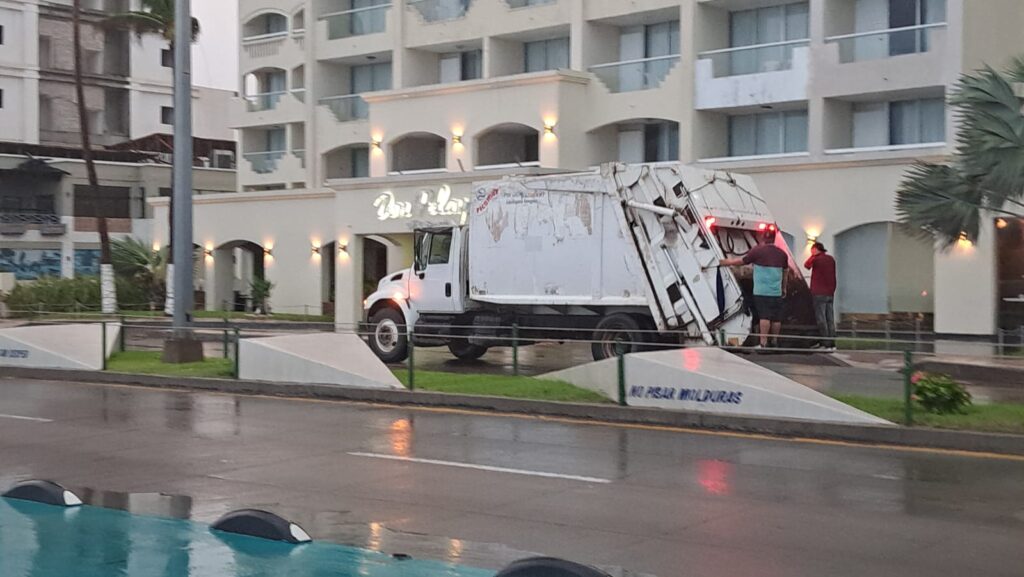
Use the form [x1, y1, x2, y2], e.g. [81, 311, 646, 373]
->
[410, 228, 465, 313]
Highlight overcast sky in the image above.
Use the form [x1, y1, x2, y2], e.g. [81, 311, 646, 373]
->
[192, 2, 239, 91]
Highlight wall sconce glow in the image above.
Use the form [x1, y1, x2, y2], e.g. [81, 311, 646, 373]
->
[452, 134, 462, 145]
[371, 137, 382, 150]
[263, 247, 274, 257]
[996, 218, 1009, 229]
[203, 248, 213, 259]
[311, 244, 321, 256]
[956, 232, 973, 250]
[152, 242, 162, 253]
[543, 123, 556, 137]
[338, 242, 349, 254]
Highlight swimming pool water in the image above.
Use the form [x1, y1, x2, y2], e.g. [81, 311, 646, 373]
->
[0, 497, 495, 577]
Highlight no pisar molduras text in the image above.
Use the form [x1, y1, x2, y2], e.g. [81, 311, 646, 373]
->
[0, 349, 30, 359]
[631, 386, 743, 404]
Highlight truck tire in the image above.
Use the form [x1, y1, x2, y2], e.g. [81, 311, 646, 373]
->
[368, 308, 408, 363]
[592, 314, 645, 361]
[495, 557, 610, 577]
[448, 340, 488, 360]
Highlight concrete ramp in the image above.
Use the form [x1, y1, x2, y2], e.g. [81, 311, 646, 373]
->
[546, 348, 890, 425]
[239, 333, 403, 389]
[0, 323, 121, 371]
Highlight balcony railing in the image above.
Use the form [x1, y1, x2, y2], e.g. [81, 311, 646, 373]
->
[589, 54, 680, 93]
[241, 31, 288, 58]
[321, 3, 390, 40]
[244, 151, 287, 174]
[291, 88, 306, 103]
[245, 91, 287, 112]
[318, 94, 369, 122]
[293, 149, 306, 168]
[408, 0, 470, 22]
[0, 213, 61, 225]
[825, 22, 947, 64]
[697, 39, 809, 78]
[505, 0, 554, 7]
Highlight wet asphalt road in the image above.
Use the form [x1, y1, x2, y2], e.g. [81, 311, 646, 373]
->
[2, 378, 1024, 577]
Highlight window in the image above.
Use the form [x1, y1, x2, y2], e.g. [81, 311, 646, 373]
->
[428, 232, 452, 265]
[440, 50, 482, 83]
[73, 185, 131, 218]
[889, 98, 945, 144]
[0, 89, 4, 109]
[160, 106, 173, 125]
[729, 110, 808, 156]
[39, 36, 52, 69]
[524, 37, 569, 72]
[729, 2, 808, 75]
[161, 48, 172, 68]
[615, 21, 679, 91]
[889, 0, 946, 55]
[644, 122, 678, 162]
[0, 25, 5, 45]
[351, 147, 369, 178]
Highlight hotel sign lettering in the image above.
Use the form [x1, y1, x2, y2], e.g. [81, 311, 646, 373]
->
[373, 185, 470, 224]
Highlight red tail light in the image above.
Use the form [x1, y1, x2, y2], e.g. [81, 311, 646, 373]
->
[704, 216, 717, 228]
[757, 222, 768, 231]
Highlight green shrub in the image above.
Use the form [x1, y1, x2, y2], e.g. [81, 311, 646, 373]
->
[1, 276, 155, 314]
[912, 372, 972, 415]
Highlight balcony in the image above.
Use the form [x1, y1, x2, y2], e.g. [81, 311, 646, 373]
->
[318, 94, 369, 122]
[695, 42, 809, 110]
[239, 150, 305, 188]
[817, 23, 948, 98]
[244, 150, 287, 174]
[293, 149, 306, 169]
[241, 29, 304, 69]
[589, 55, 680, 93]
[320, 3, 390, 40]
[0, 213, 66, 237]
[408, 0, 471, 22]
[230, 91, 304, 129]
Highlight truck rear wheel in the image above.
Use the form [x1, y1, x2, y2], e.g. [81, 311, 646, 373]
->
[447, 340, 488, 360]
[592, 314, 645, 361]
[368, 308, 408, 363]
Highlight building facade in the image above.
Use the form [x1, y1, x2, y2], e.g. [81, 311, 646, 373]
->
[167, 0, 1024, 336]
[0, 0, 234, 146]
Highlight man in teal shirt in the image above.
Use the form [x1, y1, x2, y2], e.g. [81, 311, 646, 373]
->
[719, 230, 789, 348]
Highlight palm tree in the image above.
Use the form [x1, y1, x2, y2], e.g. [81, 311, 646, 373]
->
[72, 0, 117, 314]
[895, 57, 1024, 248]
[104, 0, 200, 315]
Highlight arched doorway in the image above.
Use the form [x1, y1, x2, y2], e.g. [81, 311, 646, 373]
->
[834, 222, 933, 315]
[211, 240, 266, 312]
[390, 132, 446, 173]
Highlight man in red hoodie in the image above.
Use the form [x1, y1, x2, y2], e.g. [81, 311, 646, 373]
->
[804, 242, 837, 350]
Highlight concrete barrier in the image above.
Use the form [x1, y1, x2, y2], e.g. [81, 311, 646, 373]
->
[0, 323, 120, 371]
[239, 332, 402, 389]
[546, 348, 889, 425]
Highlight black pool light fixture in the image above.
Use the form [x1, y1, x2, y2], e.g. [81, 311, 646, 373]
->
[2, 479, 82, 507]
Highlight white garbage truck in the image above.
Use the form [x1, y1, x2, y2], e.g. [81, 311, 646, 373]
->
[363, 162, 813, 363]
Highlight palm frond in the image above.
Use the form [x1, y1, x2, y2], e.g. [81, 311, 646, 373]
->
[102, 11, 166, 38]
[895, 162, 986, 249]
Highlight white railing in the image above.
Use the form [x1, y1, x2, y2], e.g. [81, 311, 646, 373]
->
[408, 0, 470, 22]
[241, 30, 289, 44]
[293, 149, 306, 168]
[245, 91, 287, 112]
[318, 94, 369, 122]
[244, 151, 287, 174]
[824, 141, 946, 155]
[589, 54, 680, 93]
[825, 22, 947, 63]
[242, 33, 287, 59]
[698, 39, 809, 78]
[505, 0, 554, 7]
[291, 88, 306, 103]
[321, 3, 391, 39]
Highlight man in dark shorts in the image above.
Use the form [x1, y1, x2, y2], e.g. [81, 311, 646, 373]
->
[719, 229, 789, 348]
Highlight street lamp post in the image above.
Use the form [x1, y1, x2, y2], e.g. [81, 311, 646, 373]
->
[162, 0, 203, 362]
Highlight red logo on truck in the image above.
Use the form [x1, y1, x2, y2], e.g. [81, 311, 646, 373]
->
[476, 188, 500, 214]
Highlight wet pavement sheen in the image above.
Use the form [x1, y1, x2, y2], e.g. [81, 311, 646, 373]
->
[1, 377, 1024, 577]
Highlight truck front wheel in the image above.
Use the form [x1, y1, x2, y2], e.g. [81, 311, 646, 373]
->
[592, 314, 645, 361]
[368, 308, 409, 363]
[447, 340, 488, 360]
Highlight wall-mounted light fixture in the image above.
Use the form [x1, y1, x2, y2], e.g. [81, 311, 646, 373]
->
[996, 218, 1009, 229]
[452, 134, 462, 145]
[371, 138, 382, 150]
[203, 248, 213, 258]
[263, 247, 274, 257]
[311, 244, 321, 256]
[338, 242, 349, 254]
[543, 123, 556, 136]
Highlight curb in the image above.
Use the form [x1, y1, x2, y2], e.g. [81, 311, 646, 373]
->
[2, 367, 1024, 457]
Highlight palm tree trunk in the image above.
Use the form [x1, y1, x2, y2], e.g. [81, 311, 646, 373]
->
[73, 0, 117, 314]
